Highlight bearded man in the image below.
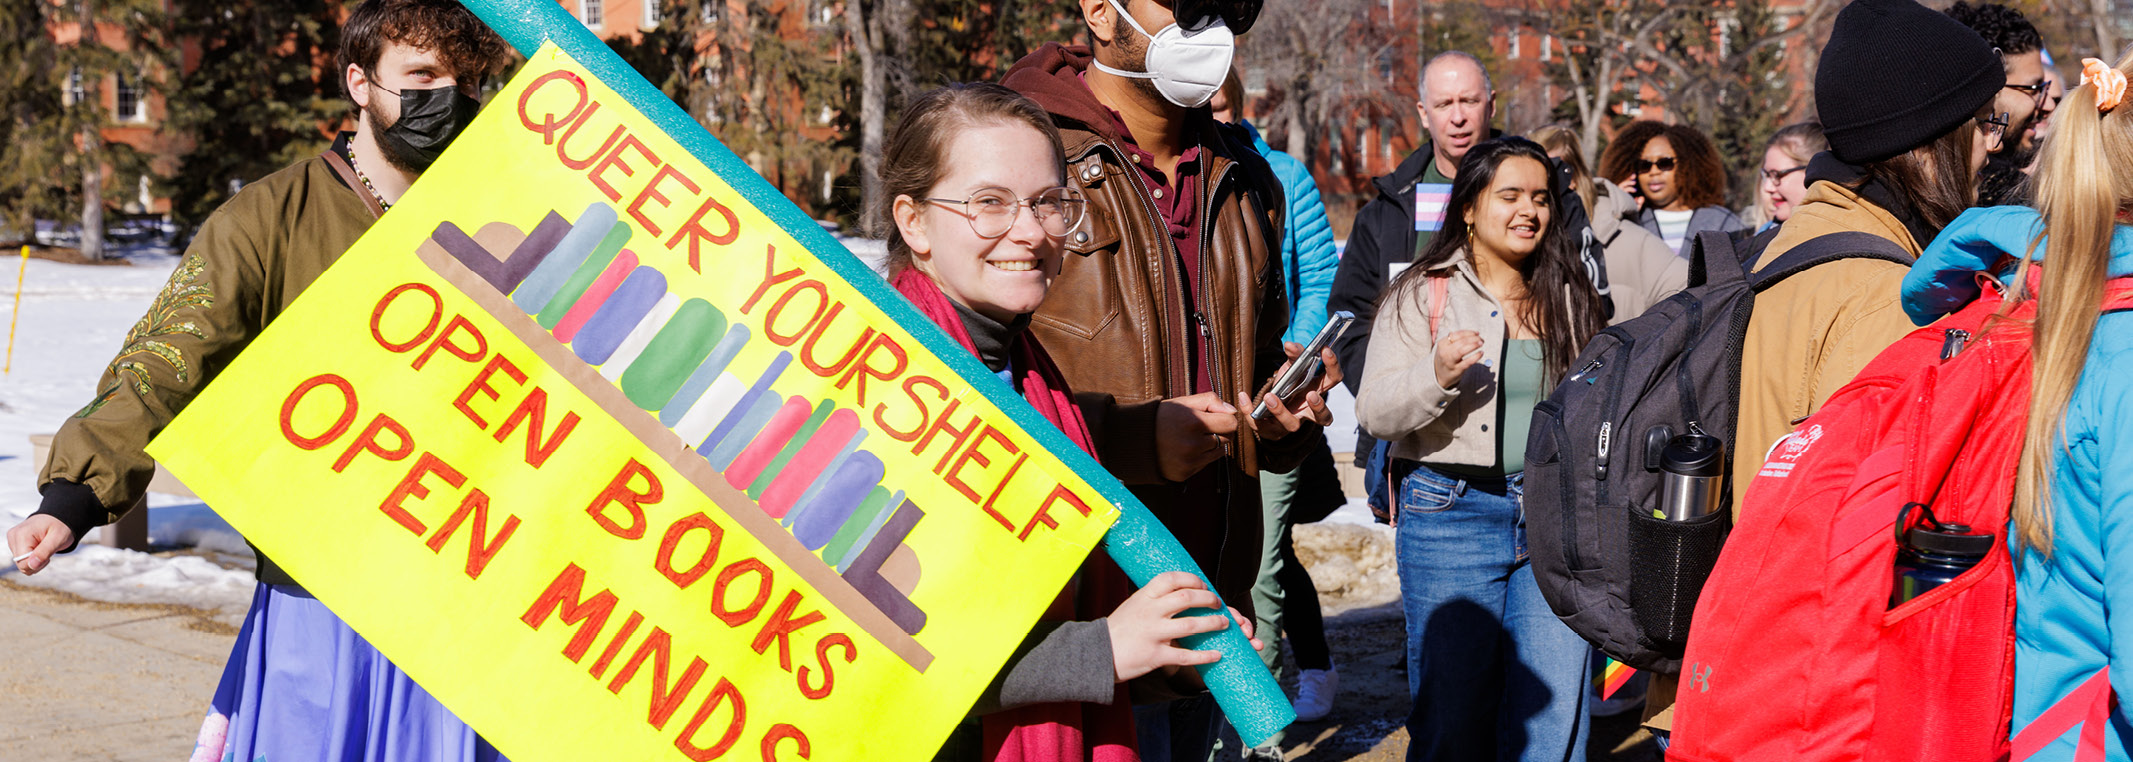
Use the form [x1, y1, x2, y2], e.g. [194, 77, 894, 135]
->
[1002, 1, 1337, 758]
[5, 2, 515, 759]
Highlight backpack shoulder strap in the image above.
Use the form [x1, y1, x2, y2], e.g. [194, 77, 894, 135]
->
[2011, 667, 2114, 762]
[2101, 277, 2133, 312]
[1428, 275, 1449, 340]
[321, 147, 385, 220]
[1686, 227, 1785, 288]
[1749, 231, 1915, 292]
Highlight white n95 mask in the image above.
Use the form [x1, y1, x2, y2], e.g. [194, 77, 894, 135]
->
[1090, 0, 1236, 109]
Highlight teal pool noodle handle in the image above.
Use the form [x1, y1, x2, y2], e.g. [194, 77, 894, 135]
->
[1100, 504, 1298, 745]
[457, 0, 1295, 747]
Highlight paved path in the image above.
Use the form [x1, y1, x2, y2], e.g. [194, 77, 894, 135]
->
[0, 578, 232, 760]
[0, 575, 1658, 761]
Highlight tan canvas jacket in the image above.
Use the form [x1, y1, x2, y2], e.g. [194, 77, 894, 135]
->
[1729, 180, 1923, 514]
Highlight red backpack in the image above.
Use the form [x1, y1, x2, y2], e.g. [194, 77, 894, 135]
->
[1670, 276, 2133, 762]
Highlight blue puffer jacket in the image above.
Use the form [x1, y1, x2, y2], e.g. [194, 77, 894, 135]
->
[1241, 120, 1338, 345]
[1902, 208, 2133, 760]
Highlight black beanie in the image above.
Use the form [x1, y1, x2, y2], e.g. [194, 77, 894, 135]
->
[1815, 0, 2004, 164]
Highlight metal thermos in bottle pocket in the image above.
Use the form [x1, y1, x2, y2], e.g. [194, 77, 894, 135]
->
[1659, 434, 1725, 521]
[1629, 432, 1730, 653]
[1891, 504, 1995, 607]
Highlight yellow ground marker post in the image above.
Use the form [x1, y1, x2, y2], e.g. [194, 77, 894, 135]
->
[7, 245, 24, 374]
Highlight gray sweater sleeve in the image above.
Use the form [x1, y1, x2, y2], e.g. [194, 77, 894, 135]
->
[972, 619, 1118, 714]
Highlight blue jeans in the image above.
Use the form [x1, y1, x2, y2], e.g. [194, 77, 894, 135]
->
[1396, 465, 1592, 762]
[1132, 695, 1222, 762]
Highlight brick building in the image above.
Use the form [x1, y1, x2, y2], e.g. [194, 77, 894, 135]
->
[48, 9, 187, 217]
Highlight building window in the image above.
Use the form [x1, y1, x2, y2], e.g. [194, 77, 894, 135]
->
[702, 0, 721, 23]
[1508, 28, 1521, 60]
[66, 69, 85, 106]
[1542, 34, 1553, 62]
[643, 0, 659, 28]
[580, 0, 602, 28]
[115, 72, 145, 122]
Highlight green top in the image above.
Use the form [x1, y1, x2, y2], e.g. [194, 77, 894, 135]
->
[1498, 339, 1546, 474]
[1434, 338, 1547, 480]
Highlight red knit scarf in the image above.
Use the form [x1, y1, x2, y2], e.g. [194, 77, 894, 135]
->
[890, 267, 1138, 762]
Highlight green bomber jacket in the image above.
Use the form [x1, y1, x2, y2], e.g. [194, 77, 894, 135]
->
[36, 137, 375, 584]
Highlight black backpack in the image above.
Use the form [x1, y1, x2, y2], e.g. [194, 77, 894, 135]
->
[1523, 229, 1914, 674]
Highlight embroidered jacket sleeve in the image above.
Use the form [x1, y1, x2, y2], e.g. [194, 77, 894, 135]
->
[34, 202, 270, 545]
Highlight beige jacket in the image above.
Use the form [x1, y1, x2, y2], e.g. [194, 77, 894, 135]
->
[1729, 180, 1923, 513]
[1592, 178, 1689, 323]
[1355, 250, 1587, 466]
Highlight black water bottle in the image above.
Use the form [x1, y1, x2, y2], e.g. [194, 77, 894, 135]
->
[1890, 503, 1996, 608]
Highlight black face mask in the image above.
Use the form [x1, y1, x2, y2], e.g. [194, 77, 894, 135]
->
[374, 84, 481, 171]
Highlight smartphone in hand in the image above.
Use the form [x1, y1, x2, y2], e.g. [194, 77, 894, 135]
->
[1252, 311, 1354, 420]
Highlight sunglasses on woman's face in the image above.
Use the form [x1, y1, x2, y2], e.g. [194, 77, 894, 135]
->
[1172, 0, 1261, 33]
[1634, 156, 1677, 174]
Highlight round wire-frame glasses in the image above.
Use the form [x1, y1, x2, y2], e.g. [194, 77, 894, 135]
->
[924, 186, 1087, 239]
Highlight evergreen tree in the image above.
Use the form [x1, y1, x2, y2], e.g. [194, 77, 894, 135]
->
[162, 1, 346, 238]
[0, 0, 70, 245]
[56, 0, 165, 260]
[655, 0, 856, 223]
[1696, 0, 1790, 211]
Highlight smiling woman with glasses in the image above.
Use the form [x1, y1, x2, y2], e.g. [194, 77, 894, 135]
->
[874, 81, 1269, 762]
[1758, 121, 1827, 228]
[921, 185, 1088, 240]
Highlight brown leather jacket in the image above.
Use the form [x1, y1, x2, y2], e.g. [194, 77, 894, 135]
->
[1004, 44, 1311, 621]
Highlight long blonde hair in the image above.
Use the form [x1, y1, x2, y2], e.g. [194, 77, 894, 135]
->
[2012, 52, 2133, 554]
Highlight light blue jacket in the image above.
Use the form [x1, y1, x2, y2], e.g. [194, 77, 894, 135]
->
[1904, 208, 2133, 760]
[1241, 120, 1338, 345]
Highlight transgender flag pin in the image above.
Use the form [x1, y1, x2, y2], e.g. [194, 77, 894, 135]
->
[1415, 183, 1452, 233]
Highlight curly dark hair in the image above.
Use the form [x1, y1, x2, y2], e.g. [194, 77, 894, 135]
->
[1944, 2, 2042, 56]
[1598, 121, 1728, 210]
[1597, 120, 1667, 187]
[337, 0, 511, 106]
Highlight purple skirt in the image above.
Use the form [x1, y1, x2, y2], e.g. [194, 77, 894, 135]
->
[189, 583, 510, 762]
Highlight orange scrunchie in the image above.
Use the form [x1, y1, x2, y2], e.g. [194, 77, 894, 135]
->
[2081, 58, 2126, 113]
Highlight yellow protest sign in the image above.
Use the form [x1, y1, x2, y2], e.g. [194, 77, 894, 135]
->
[149, 45, 1118, 762]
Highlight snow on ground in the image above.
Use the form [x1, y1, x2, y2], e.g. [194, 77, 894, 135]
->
[1318, 384, 1387, 528]
[0, 248, 258, 623]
